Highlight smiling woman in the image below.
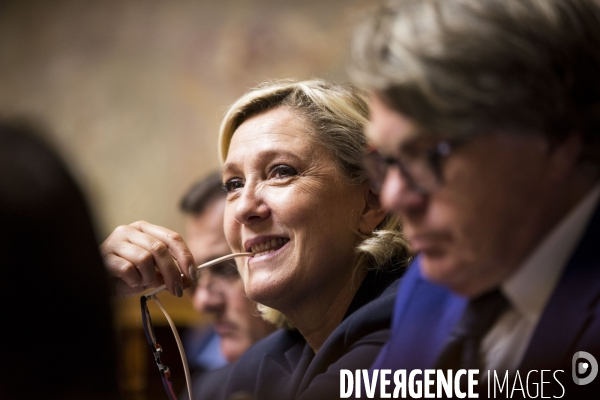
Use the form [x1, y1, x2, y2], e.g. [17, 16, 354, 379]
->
[99, 79, 410, 400]
[216, 79, 411, 400]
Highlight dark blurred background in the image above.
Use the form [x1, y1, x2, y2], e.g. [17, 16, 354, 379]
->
[0, 0, 375, 398]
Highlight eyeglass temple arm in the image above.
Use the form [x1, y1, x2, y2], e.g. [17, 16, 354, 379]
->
[148, 294, 191, 400]
[143, 252, 253, 298]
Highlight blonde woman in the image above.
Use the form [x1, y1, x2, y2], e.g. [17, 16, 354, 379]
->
[101, 79, 410, 400]
[216, 79, 409, 400]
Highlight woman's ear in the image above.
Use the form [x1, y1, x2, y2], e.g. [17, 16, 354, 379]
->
[358, 184, 388, 234]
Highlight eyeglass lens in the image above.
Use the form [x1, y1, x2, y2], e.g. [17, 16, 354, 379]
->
[362, 141, 452, 194]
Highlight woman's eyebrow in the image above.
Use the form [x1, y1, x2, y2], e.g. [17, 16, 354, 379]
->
[222, 149, 306, 174]
[221, 162, 239, 178]
[253, 148, 305, 162]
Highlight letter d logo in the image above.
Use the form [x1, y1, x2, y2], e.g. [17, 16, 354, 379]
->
[572, 351, 598, 385]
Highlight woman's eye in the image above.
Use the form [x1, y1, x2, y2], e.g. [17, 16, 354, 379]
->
[271, 165, 297, 179]
[222, 178, 244, 193]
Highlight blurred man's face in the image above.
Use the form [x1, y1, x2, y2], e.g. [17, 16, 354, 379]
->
[368, 94, 570, 297]
[187, 199, 274, 362]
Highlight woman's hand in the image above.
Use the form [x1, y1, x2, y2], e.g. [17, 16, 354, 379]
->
[100, 221, 195, 297]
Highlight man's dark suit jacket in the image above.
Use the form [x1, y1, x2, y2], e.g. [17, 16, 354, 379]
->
[181, 364, 232, 400]
[219, 268, 404, 400]
[371, 203, 600, 399]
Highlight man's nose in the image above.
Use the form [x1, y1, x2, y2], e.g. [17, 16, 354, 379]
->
[379, 167, 428, 216]
[192, 278, 225, 315]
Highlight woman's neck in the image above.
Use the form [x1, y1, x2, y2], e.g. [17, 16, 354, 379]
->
[283, 268, 368, 353]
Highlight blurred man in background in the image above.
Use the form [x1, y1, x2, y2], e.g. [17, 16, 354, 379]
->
[352, 0, 600, 397]
[179, 172, 276, 399]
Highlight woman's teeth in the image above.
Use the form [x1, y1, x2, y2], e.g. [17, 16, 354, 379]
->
[250, 238, 289, 257]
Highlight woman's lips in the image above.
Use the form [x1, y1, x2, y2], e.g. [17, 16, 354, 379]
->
[245, 236, 290, 255]
[248, 239, 290, 263]
[250, 238, 289, 256]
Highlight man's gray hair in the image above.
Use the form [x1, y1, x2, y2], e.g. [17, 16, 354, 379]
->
[351, 0, 600, 165]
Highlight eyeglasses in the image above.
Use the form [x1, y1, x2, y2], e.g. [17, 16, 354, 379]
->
[193, 259, 240, 290]
[140, 295, 179, 400]
[140, 252, 252, 400]
[362, 139, 464, 194]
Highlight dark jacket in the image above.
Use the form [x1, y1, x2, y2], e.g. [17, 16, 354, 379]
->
[220, 267, 404, 400]
[371, 202, 600, 399]
[182, 364, 233, 400]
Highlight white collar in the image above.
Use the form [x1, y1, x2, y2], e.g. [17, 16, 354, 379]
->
[502, 182, 600, 321]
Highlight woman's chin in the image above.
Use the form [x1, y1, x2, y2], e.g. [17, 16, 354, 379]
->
[244, 242, 293, 303]
[244, 276, 290, 309]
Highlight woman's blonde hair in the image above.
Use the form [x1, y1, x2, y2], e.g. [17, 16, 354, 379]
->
[219, 79, 410, 328]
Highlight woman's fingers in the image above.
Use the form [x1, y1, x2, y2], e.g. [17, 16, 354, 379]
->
[130, 221, 195, 290]
[103, 243, 155, 288]
[110, 274, 166, 298]
[101, 221, 195, 297]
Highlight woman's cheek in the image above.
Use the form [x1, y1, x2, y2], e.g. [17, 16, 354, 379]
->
[270, 190, 319, 223]
[223, 211, 240, 251]
[238, 263, 250, 286]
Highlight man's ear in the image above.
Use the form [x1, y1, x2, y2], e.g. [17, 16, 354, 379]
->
[358, 184, 388, 234]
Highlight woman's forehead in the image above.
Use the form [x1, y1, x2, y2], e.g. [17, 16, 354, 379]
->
[227, 108, 318, 154]
[236, 107, 310, 136]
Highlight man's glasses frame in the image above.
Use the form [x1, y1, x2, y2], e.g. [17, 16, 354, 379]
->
[363, 139, 466, 194]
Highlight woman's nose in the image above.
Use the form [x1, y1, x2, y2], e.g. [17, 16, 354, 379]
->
[234, 183, 270, 225]
[192, 280, 225, 315]
[380, 167, 428, 216]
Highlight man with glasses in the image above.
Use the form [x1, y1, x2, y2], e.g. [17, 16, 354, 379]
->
[179, 172, 276, 399]
[352, 0, 600, 397]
